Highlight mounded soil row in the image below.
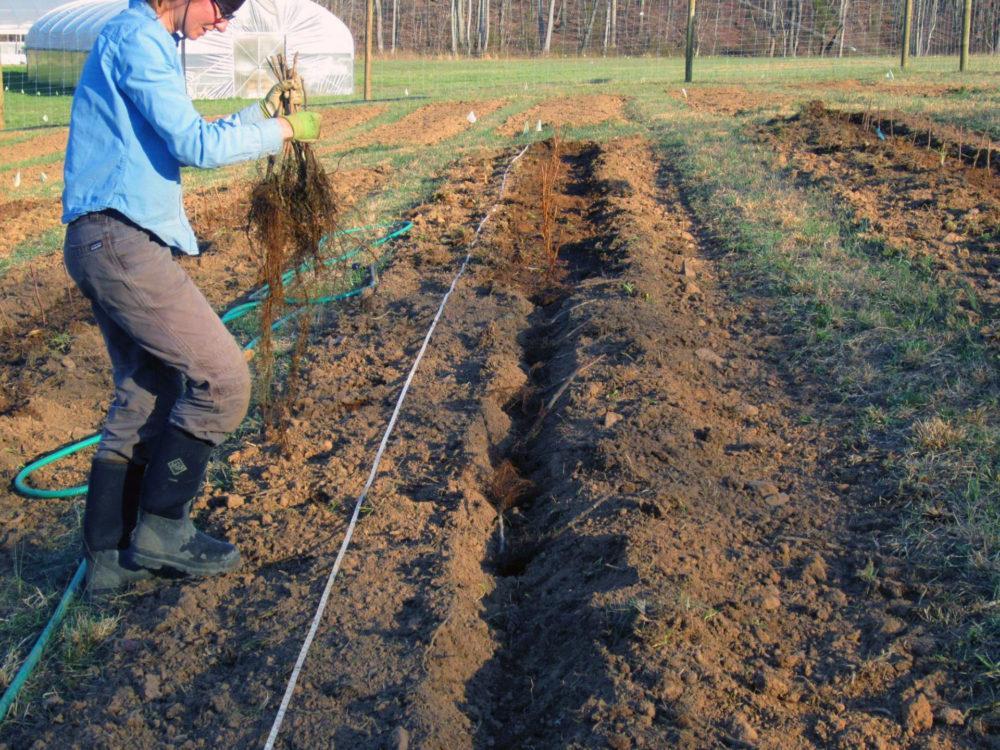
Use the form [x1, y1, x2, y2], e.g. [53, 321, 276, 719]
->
[497, 95, 627, 136]
[351, 100, 507, 149]
[1, 137, 981, 748]
[762, 102, 1000, 316]
[0, 128, 68, 171]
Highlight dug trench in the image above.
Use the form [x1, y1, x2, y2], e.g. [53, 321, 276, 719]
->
[397, 140, 980, 748]
[3, 138, 979, 748]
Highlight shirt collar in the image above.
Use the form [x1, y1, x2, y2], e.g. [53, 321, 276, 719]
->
[130, 0, 184, 44]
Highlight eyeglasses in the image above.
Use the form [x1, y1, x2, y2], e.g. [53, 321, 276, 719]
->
[210, 0, 236, 23]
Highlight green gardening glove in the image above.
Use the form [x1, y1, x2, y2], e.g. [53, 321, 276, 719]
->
[283, 111, 321, 142]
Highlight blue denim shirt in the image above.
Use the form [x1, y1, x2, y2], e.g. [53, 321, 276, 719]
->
[62, 0, 284, 255]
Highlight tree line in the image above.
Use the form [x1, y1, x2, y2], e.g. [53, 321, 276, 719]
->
[321, 0, 998, 57]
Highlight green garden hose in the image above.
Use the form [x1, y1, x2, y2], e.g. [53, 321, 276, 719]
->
[0, 219, 411, 724]
[12, 221, 411, 500]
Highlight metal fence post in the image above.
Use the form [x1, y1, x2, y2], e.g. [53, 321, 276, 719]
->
[0, 66, 5, 130]
[684, 0, 696, 83]
[959, 0, 972, 71]
[900, 0, 913, 69]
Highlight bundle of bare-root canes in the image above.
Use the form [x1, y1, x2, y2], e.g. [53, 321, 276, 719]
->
[247, 54, 337, 449]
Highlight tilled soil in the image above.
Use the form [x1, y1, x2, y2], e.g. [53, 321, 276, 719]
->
[763, 102, 1000, 317]
[0, 197, 61, 259]
[1, 136, 980, 749]
[0, 128, 67, 170]
[353, 101, 507, 148]
[0, 165, 391, 555]
[497, 95, 627, 136]
[316, 104, 390, 152]
[670, 86, 795, 116]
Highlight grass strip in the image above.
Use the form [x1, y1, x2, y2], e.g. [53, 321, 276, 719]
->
[0, 227, 64, 278]
[644, 103, 999, 708]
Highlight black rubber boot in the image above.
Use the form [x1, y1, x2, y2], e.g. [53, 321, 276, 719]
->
[85, 549, 153, 597]
[128, 426, 240, 577]
[83, 458, 152, 596]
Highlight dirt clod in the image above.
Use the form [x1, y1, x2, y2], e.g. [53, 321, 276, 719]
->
[936, 706, 964, 726]
[695, 347, 725, 368]
[759, 592, 782, 612]
[731, 713, 759, 743]
[747, 480, 779, 498]
[904, 693, 935, 733]
[142, 674, 161, 701]
[801, 554, 828, 584]
[391, 726, 410, 750]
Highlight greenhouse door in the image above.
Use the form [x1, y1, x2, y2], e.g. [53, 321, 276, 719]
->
[232, 33, 284, 99]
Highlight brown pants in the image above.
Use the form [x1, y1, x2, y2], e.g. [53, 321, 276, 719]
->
[63, 211, 251, 463]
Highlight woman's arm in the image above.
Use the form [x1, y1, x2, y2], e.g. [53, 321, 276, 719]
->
[115, 25, 284, 168]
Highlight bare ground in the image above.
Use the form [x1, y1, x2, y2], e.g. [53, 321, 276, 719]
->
[0, 134, 984, 750]
[497, 95, 627, 136]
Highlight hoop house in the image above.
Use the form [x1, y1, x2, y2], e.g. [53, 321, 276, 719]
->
[26, 0, 354, 97]
[1, 0, 75, 64]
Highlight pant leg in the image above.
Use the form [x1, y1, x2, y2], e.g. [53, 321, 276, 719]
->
[88, 299, 183, 463]
[63, 212, 251, 447]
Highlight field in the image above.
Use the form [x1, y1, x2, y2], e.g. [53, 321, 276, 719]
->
[0, 56, 998, 748]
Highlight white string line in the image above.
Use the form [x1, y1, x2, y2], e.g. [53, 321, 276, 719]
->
[263, 143, 531, 750]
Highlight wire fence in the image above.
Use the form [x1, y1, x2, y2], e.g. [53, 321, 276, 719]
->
[0, 0, 997, 130]
[333, 0, 996, 58]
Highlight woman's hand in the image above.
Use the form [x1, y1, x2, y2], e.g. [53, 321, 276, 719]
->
[260, 75, 305, 118]
[281, 111, 321, 142]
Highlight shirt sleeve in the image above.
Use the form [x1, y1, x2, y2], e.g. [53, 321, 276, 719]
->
[213, 102, 269, 127]
[236, 101, 269, 125]
[115, 27, 283, 169]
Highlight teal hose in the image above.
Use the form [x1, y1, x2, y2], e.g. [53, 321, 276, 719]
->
[12, 435, 101, 500]
[0, 219, 411, 725]
[0, 561, 86, 722]
[12, 221, 411, 501]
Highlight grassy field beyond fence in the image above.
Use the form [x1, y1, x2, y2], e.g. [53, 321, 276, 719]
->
[3, 54, 998, 130]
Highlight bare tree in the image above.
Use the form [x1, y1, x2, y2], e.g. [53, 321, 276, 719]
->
[543, 0, 558, 50]
[603, 0, 611, 51]
[391, 0, 398, 52]
[499, 0, 510, 50]
[837, 0, 848, 55]
[610, 0, 617, 47]
[581, 0, 601, 49]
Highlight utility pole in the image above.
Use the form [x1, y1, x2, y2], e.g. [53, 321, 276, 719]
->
[684, 0, 696, 82]
[959, 0, 972, 71]
[364, 0, 374, 100]
[900, 0, 913, 69]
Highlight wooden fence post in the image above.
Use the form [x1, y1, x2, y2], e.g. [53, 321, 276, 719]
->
[364, 0, 374, 100]
[900, 0, 913, 69]
[684, 0, 696, 83]
[959, 0, 972, 71]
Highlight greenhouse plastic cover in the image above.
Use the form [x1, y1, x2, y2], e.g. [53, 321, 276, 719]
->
[0, 0, 74, 34]
[26, 0, 354, 98]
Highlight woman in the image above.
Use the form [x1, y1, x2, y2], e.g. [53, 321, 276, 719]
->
[62, 0, 320, 594]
